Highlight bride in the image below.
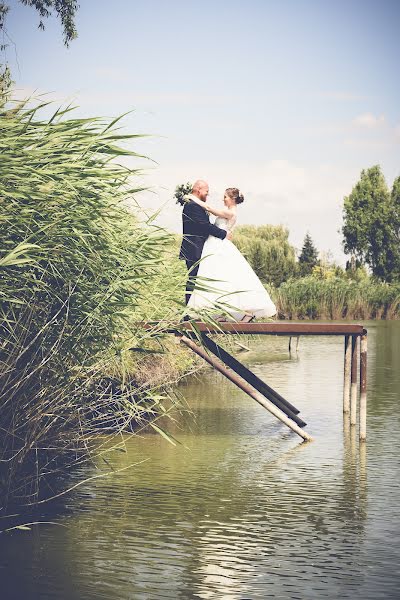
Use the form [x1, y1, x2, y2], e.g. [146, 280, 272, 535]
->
[187, 187, 277, 321]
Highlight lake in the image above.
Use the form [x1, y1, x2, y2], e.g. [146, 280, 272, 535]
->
[1, 321, 399, 599]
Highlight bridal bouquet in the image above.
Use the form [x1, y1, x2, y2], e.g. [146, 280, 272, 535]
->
[174, 182, 192, 205]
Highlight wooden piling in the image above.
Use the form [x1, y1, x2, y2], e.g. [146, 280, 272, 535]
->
[178, 335, 312, 442]
[343, 335, 351, 413]
[359, 333, 367, 441]
[350, 335, 359, 425]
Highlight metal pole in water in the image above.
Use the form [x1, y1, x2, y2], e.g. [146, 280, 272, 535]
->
[178, 335, 312, 442]
[343, 335, 351, 413]
[200, 333, 303, 421]
[350, 335, 359, 426]
[359, 333, 367, 441]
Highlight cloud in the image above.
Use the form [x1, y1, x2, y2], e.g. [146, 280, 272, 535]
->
[133, 159, 356, 263]
[320, 91, 367, 101]
[10, 86, 59, 102]
[352, 112, 385, 128]
[94, 67, 128, 82]
[345, 114, 400, 149]
[77, 90, 227, 108]
[10, 86, 82, 109]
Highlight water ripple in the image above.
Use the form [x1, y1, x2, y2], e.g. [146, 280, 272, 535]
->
[1, 322, 400, 599]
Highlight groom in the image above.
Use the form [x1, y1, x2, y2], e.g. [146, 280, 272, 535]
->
[179, 179, 231, 305]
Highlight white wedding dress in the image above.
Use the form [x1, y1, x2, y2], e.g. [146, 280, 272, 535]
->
[188, 216, 277, 320]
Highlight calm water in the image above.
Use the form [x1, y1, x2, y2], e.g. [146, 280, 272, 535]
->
[1, 321, 400, 599]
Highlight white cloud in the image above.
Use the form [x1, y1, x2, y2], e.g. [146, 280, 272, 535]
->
[10, 86, 71, 103]
[78, 90, 227, 107]
[132, 159, 355, 263]
[94, 67, 128, 82]
[320, 91, 367, 101]
[352, 112, 385, 128]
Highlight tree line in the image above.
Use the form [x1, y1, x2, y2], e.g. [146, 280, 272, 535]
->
[234, 165, 400, 287]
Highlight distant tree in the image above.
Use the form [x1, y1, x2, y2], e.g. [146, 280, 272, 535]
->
[234, 225, 297, 287]
[0, 2, 9, 35]
[0, 0, 79, 47]
[391, 175, 400, 280]
[392, 175, 400, 242]
[248, 239, 266, 280]
[298, 233, 319, 276]
[0, 64, 11, 94]
[342, 165, 399, 282]
[1, 1, 79, 92]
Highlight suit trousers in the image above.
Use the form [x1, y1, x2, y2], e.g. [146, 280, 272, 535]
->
[185, 259, 200, 305]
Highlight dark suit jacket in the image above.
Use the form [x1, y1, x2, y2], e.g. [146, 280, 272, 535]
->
[179, 200, 227, 264]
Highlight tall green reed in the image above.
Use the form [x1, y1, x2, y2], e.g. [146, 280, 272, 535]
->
[0, 95, 186, 511]
[275, 276, 400, 320]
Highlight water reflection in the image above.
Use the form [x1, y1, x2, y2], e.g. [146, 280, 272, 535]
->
[1, 322, 400, 599]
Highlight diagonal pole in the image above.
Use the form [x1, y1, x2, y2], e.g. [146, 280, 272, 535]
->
[200, 333, 306, 427]
[178, 335, 312, 442]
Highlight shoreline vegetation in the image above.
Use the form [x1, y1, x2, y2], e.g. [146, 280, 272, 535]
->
[0, 96, 194, 515]
[274, 277, 400, 320]
[232, 224, 400, 320]
[1, 95, 399, 517]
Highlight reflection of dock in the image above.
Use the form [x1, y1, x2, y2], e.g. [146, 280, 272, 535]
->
[145, 322, 368, 443]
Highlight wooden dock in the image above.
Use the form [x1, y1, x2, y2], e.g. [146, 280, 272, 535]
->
[145, 321, 368, 442]
[168, 322, 365, 336]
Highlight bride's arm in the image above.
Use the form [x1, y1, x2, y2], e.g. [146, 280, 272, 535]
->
[204, 203, 234, 219]
[188, 196, 233, 219]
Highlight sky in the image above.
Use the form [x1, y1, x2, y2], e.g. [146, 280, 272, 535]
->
[3, 0, 400, 262]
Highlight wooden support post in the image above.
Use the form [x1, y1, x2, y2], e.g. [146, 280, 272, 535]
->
[343, 335, 351, 413]
[359, 333, 367, 441]
[350, 335, 359, 426]
[179, 335, 312, 442]
[288, 336, 300, 353]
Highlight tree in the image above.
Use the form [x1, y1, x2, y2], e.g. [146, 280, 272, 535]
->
[342, 165, 399, 282]
[392, 175, 400, 242]
[0, 0, 78, 47]
[233, 225, 297, 287]
[1, 1, 79, 92]
[298, 233, 319, 276]
[248, 239, 266, 280]
[391, 175, 400, 280]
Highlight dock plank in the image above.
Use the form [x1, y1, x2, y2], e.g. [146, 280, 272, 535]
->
[147, 322, 366, 336]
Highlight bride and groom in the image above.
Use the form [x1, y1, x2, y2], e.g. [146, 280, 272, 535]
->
[179, 180, 276, 321]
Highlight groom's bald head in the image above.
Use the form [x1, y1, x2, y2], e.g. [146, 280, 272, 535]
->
[192, 180, 209, 202]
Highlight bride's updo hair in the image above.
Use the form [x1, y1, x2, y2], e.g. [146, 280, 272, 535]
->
[226, 187, 244, 204]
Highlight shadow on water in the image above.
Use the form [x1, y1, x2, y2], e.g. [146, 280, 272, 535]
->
[1, 321, 399, 599]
